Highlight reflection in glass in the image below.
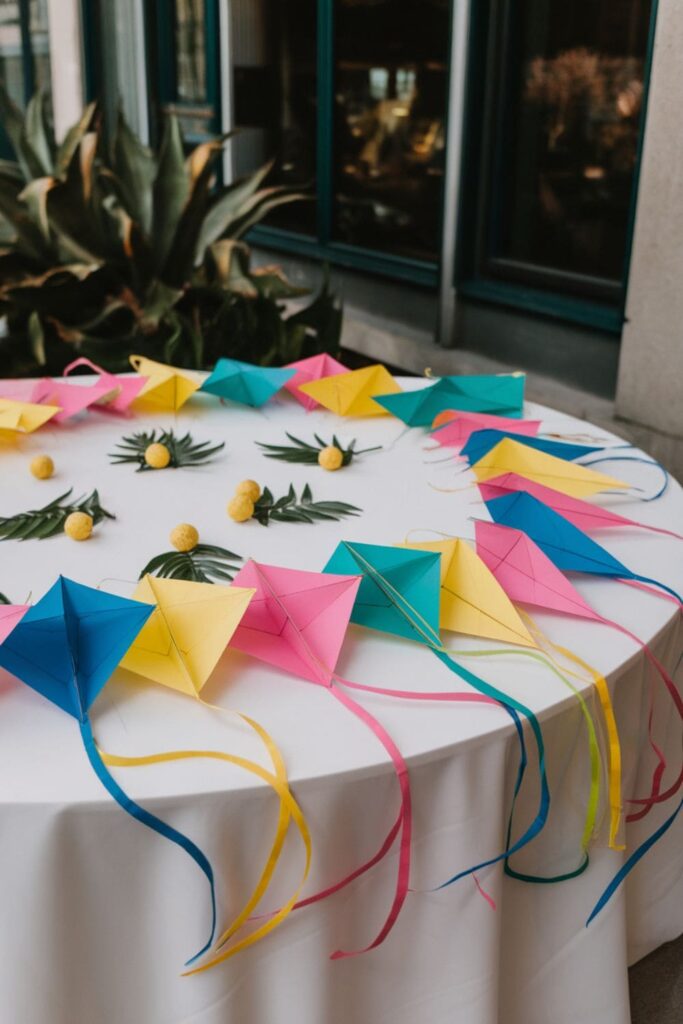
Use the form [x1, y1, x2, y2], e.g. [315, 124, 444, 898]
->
[0, 2, 25, 105]
[159, 0, 215, 141]
[231, 0, 317, 236]
[333, 0, 449, 261]
[491, 0, 653, 289]
[29, 0, 50, 93]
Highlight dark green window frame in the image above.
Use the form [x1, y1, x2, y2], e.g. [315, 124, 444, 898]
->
[455, 0, 659, 335]
[0, 0, 43, 158]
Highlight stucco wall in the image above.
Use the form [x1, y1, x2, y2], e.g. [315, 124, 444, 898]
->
[616, 3, 683, 437]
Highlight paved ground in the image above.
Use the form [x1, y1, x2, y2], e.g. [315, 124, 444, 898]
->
[630, 935, 683, 1024]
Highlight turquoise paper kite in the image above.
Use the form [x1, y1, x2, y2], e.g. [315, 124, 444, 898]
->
[322, 541, 561, 885]
[0, 576, 217, 962]
[200, 358, 296, 407]
[373, 374, 525, 426]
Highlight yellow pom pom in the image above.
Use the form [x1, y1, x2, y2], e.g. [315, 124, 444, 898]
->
[64, 511, 93, 541]
[318, 445, 344, 471]
[235, 479, 261, 502]
[144, 442, 171, 469]
[228, 494, 254, 523]
[170, 523, 199, 552]
[30, 455, 54, 480]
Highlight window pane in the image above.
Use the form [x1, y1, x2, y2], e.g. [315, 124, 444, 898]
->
[0, 2, 25, 105]
[231, 0, 317, 236]
[332, 0, 450, 262]
[487, 0, 653, 290]
[173, 0, 206, 103]
[158, 0, 216, 140]
[29, 0, 50, 93]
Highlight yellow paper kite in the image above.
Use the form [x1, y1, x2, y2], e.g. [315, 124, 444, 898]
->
[120, 574, 254, 691]
[129, 355, 201, 412]
[470, 437, 629, 498]
[401, 538, 535, 647]
[298, 364, 401, 417]
[0, 398, 60, 437]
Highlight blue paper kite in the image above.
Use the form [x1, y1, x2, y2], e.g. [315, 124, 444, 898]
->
[200, 357, 295, 407]
[373, 374, 525, 426]
[0, 576, 217, 962]
[483, 491, 682, 604]
[322, 541, 566, 885]
[460, 429, 603, 466]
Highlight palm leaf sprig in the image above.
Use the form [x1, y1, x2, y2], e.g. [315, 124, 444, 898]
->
[256, 432, 381, 466]
[139, 544, 242, 583]
[0, 489, 115, 541]
[0, 593, 9, 604]
[109, 429, 225, 471]
[253, 483, 361, 526]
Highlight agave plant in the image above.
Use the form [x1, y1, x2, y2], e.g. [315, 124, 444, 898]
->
[0, 87, 342, 376]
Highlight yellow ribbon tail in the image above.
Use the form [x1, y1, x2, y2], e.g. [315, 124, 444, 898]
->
[519, 610, 624, 850]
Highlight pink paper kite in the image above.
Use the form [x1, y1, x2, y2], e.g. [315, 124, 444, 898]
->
[29, 375, 114, 423]
[431, 412, 541, 449]
[0, 604, 29, 645]
[63, 358, 148, 414]
[283, 353, 349, 410]
[478, 473, 682, 541]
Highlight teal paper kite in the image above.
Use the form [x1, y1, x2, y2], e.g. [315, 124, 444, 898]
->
[200, 358, 296, 407]
[483, 491, 682, 604]
[373, 374, 525, 426]
[460, 429, 602, 466]
[322, 541, 560, 885]
[0, 576, 217, 962]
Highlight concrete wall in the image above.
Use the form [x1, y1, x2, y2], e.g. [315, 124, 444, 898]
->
[616, 3, 683, 438]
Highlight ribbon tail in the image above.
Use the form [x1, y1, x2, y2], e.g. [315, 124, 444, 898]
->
[627, 575, 683, 606]
[79, 716, 216, 964]
[327, 682, 412, 959]
[587, 799, 683, 925]
[579, 454, 669, 501]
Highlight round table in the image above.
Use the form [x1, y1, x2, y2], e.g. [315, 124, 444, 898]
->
[0, 376, 681, 1024]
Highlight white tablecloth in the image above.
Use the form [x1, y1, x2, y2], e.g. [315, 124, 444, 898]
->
[0, 377, 680, 1024]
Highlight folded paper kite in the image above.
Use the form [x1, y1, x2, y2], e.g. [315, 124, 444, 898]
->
[470, 437, 629, 498]
[200, 358, 295, 408]
[129, 355, 201, 412]
[0, 576, 219, 962]
[373, 373, 526, 426]
[30, 376, 116, 423]
[229, 559, 411, 958]
[474, 518, 683, 827]
[0, 602, 28, 643]
[0, 380, 36, 402]
[459, 429, 603, 467]
[479, 472, 683, 542]
[482, 491, 682, 602]
[0, 397, 60, 436]
[431, 411, 541, 448]
[297, 364, 401, 417]
[64, 357, 148, 413]
[322, 541, 556, 886]
[399, 537, 602, 859]
[116, 573, 310, 971]
[283, 353, 349, 410]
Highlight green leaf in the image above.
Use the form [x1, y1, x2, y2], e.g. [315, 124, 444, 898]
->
[28, 311, 45, 366]
[109, 428, 225, 470]
[55, 101, 97, 177]
[139, 542, 242, 584]
[0, 488, 115, 541]
[112, 109, 156, 236]
[251, 482, 361, 526]
[195, 159, 274, 256]
[24, 92, 55, 176]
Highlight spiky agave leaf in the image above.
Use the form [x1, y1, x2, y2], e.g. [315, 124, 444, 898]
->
[252, 483, 361, 526]
[0, 488, 115, 541]
[109, 428, 225, 471]
[256, 432, 381, 466]
[139, 543, 242, 583]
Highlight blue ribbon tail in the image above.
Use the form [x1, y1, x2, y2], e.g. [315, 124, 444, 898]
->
[587, 799, 682, 925]
[580, 454, 669, 501]
[432, 650, 555, 885]
[630, 574, 683, 605]
[79, 716, 217, 965]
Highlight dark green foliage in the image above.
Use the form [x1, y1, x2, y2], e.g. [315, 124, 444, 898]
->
[109, 429, 224, 471]
[0, 488, 115, 540]
[252, 483, 361, 525]
[139, 544, 242, 583]
[257, 432, 381, 466]
[0, 88, 342, 376]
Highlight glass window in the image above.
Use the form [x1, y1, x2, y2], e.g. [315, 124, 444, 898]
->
[29, 0, 50, 93]
[0, 0, 52, 157]
[231, 0, 317, 236]
[465, 0, 654, 301]
[0, 2, 25, 106]
[332, 0, 449, 262]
